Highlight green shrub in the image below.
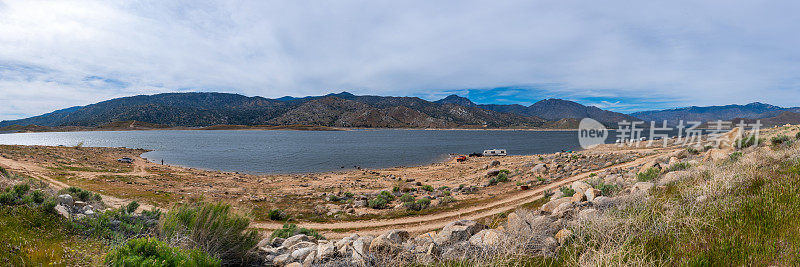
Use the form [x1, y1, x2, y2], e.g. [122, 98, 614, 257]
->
[0, 166, 7, 177]
[771, 135, 791, 146]
[126, 201, 139, 214]
[739, 136, 761, 148]
[667, 162, 691, 172]
[343, 192, 354, 198]
[637, 167, 660, 182]
[159, 202, 258, 265]
[327, 195, 340, 202]
[729, 151, 743, 161]
[368, 197, 388, 209]
[496, 172, 509, 182]
[559, 186, 575, 197]
[488, 178, 498, 186]
[421, 185, 434, 192]
[399, 193, 415, 203]
[60, 187, 98, 203]
[105, 237, 220, 267]
[12, 184, 29, 197]
[796, 132, 800, 140]
[72, 206, 161, 243]
[378, 190, 395, 201]
[404, 198, 431, 211]
[687, 148, 699, 155]
[442, 190, 451, 196]
[0, 192, 15, 205]
[438, 196, 456, 205]
[29, 190, 45, 204]
[595, 183, 619, 197]
[499, 169, 510, 174]
[537, 176, 546, 182]
[270, 223, 323, 240]
[392, 186, 400, 192]
[268, 209, 286, 220]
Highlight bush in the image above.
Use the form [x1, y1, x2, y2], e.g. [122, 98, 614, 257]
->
[12, 184, 29, 197]
[368, 197, 388, 209]
[771, 135, 791, 146]
[270, 223, 323, 240]
[60, 187, 100, 203]
[667, 162, 691, 172]
[404, 198, 431, 211]
[268, 209, 286, 221]
[72, 206, 161, 242]
[637, 167, 660, 182]
[29, 190, 45, 204]
[487, 178, 498, 186]
[594, 183, 619, 197]
[739, 136, 761, 148]
[0, 166, 7, 177]
[537, 176, 546, 182]
[421, 185, 434, 192]
[496, 172, 509, 182]
[105, 237, 220, 267]
[729, 151, 743, 161]
[0, 192, 15, 205]
[378, 191, 395, 201]
[796, 132, 800, 140]
[400, 193, 415, 203]
[438, 196, 456, 205]
[559, 186, 575, 197]
[687, 148, 699, 155]
[126, 201, 140, 214]
[159, 202, 258, 265]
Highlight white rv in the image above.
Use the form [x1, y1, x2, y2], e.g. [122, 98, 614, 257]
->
[483, 149, 507, 156]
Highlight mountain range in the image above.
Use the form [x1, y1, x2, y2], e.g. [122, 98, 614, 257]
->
[2, 92, 799, 129]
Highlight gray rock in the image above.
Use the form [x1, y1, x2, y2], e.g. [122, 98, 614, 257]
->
[271, 237, 286, 248]
[54, 204, 70, 219]
[577, 208, 599, 220]
[434, 220, 487, 245]
[283, 234, 313, 249]
[316, 242, 336, 260]
[272, 253, 292, 266]
[57, 194, 74, 207]
[591, 196, 613, 207]
[291, 246, 316, 262]
[288, 241, 315, 251]
[286, 262, 301, 267]
[302, 251, 316, 267]
[468, 229, 505, 247]
[531, 164, 547, 173]
[335, 234, 359, 249]
[370, 230, 409, 255]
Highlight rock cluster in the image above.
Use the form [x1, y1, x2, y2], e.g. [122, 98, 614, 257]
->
[55, 194, 97, 220]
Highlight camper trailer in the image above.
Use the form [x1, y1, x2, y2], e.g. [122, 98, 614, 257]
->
[483, 149, 507, 156]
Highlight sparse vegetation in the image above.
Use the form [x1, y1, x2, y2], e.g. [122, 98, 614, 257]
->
[159, 202, 258, 265]
[268, 209, 287, 221]
[667, 162, 691, 172]
[559, 186, 575, 197]
[105, 237, 219, 267]
[771, 134, 791, 146]
[270, 223, 324, 240]
[637, 167, 660, 182]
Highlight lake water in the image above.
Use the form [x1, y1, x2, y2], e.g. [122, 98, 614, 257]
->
[0, 129, 633, 174]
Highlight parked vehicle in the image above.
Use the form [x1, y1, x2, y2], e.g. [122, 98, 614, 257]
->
[468, 152, 483, 157]
[483, 149, 507, 156]
[456, 155, 467, 162]
[117, 157, 134, 163]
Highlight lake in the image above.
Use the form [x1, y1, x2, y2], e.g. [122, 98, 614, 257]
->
[0, 129, 620, 174]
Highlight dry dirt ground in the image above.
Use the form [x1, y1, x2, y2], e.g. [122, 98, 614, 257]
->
[0, 141, 684, 238]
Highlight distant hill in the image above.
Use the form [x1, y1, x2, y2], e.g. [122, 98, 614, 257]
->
[631, 102, 800, 122]
[434, 95, 638, 127]
[0, 92, 545, 129]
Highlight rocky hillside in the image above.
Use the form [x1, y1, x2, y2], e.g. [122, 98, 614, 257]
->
[631, 102, 800, 122]
[436, 95, 638, 127]
[0, 92, 544, 128]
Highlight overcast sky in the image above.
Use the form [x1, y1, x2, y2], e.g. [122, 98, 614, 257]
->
[1, 0, 799, 120]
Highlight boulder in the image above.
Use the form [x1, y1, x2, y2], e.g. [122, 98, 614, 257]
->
[302, 251, 316, 267]
[272, 254, 292, 266]
[434, 220, 488, 245]
[486, 169, 501, 176]
[468, 229, 505, 247]
[551, 202, 573, 218]
[352, 235, 374, 257]
[632, 182, 654, 195]
[54, 204, 70, 219]
[414, 231, 437, 245]
[531, 164, 547, 173]
[658, 170, 689, 186]
[335, 234, 359, 249]
[286, 262, 301, 267]
[570, 181, 591, 194]
[291, 246, 316, 262]
[283, 234, 313, 249]
[271, 237, 286, 248]
[312, 205, 328, 215]
[370, 230, 409, 255]
[591, 196, 613, 207]
[353, 200, 367, 208]
[571, 191, 586, 202]
[585, 188, 601, 201]
[57, 194, 74, 207]
[316, 242, 336, 260]
[541, 197, 573, 213]
[288, 241, 316, 251]
[489, 160, 501, 167]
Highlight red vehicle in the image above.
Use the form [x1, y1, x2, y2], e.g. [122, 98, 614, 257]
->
[455, 155, 467, 162]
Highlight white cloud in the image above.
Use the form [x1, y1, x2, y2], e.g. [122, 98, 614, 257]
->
[1, 0, 800, 120]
